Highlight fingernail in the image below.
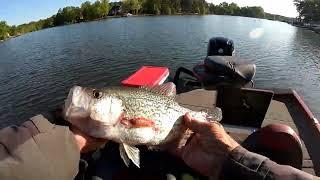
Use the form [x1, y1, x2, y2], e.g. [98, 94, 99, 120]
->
[184, 113, 191, 121]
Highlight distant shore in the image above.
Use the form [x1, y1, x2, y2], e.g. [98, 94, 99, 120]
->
[305, 26, 320, 34]
[0, 14, 156, 42]
[0, 14, 295, 43]
[292, 23, 320, 34]
[1, 1, 294, 42]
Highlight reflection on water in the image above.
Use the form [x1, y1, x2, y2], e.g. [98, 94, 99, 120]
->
[249, 28, 264, 39]
[0, 15, 320, 128]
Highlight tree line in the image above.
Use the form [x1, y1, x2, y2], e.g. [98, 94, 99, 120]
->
[122, 1, 267, 17]
[1, 1, 291, 41]
[0, 0, 111, 40]
[294, 0, 320, 23]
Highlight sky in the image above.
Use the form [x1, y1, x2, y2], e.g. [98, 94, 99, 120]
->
[210, 0, 298, 18]
[0, 0, 96, 26]
[1, 0, 298, 26]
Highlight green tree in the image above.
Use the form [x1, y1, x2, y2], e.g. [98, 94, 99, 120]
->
[220, 2, 232, 14]
[81, 1, 95, 20]
[92, 0, 110, 18]
[9, 25, 18, 36]
[123, 0, 142, 14]
[93, 1, 103, 18]
[207, 2, 263, 17]
[229, 2, 240, 15]
[228, 5, 263, 18]
[142, 0, 161, 14]
[196, 0, 207, 14]
[161, 0, 172, 14]
[170, 0, 181, 14]
[0, 21, 10, 40]
[294, 0, 320, 23]
[181, 0, 193, 12]
[62, 7, 81, 24]
[100, 0, 110, 17]
[53, 9, 64, 25]
[208, 3, 216, 14]
[192, 0, 200, 14]
[42, 16, 55, 28]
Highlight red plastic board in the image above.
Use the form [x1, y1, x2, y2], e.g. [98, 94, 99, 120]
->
[121, 66, 169, 87]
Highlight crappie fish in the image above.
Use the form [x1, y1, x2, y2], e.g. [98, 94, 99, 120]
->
[63, 83, 222, 167]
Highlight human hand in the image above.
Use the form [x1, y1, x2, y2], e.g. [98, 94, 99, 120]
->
[70, 126, 108, 153]
[48, 108, 108, 153]
[170, 113, 240, 179]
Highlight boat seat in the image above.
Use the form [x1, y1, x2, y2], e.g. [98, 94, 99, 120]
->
[204, 56, 256, 83]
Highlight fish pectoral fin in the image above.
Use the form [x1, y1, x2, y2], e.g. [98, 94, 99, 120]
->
[147, 146, 160, 151]
[122, 143, 140, 168]
[119, 144, 130, 167]
[120, 117, 155, 128]
[130, 117, 155, 128]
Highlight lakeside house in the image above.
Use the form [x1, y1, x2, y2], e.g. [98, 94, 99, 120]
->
[108, 5, 122, 16]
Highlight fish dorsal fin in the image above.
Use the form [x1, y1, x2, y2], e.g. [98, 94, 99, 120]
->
[120, 143, 140, 168]
[142, 82, 176, 97]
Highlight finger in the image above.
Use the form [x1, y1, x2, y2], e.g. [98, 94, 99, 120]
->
[165, 145, 183, 158]
[181, 135, 200, 160]
[161, 126, 190, 156]
[71, 125, 108, 143]
[183, 113, 211, 134]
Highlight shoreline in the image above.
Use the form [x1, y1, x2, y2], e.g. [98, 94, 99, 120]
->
[0, 14, 295, 43]
[292, 24, 320, 34]
[307, 26, 320, 34]
[0, 14, 157, 42]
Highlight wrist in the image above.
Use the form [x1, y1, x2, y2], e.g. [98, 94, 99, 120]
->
[70, 126, 88, 153]
[70, 126, 108, 153]
[209, 148, 233, 179]
[226, 138, 240, 153]
[73, 133, 87, 152]
[211, 135, 240, 179]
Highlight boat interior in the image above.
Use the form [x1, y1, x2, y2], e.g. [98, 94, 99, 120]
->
[176, 86, 320, 176]
[76, 36, 320, 179]
[78, 85, 320, 180]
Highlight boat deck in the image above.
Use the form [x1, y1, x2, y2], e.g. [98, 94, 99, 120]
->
[176, 89, 320, 176]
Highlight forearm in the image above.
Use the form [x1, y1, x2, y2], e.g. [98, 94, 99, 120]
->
[0, 115, 80, 180]
[219, 146, 315, 180]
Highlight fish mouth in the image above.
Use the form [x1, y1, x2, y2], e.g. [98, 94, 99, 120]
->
[64, 86, 91, 120]
[67, 113, 115, 138]
[63, 86, 121, 139]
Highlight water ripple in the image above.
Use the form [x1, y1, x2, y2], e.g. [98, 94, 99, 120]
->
[1, 15, 320, 127]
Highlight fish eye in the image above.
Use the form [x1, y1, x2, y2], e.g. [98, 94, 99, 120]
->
[92, 89, 102, 99]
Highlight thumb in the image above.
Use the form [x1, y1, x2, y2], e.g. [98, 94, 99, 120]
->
[183, 113, 210, 134]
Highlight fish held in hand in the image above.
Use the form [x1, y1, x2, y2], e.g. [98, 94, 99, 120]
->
[63, 83, 222, 167]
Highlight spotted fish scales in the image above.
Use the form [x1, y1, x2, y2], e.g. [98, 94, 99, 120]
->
[63, 83, 222, 167]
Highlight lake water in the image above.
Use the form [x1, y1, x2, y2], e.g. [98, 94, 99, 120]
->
[1, 15, 320, 128]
